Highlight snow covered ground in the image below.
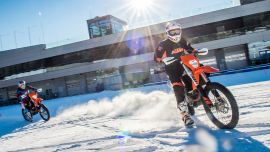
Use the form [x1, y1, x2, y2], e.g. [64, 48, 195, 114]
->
[0, 81, 270, 152]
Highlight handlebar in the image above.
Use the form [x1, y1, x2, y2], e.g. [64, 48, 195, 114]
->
[25, 88, 42, 95]
[196, 48, 209, 56]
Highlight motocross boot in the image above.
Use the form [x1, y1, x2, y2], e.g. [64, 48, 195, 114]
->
[182, 112, 194, 127]
[178, 102, 195, 127]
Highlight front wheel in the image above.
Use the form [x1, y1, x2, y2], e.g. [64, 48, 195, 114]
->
[22, 109, 33, 122]
[39, 104, 50, 121]
[202, 82, 239, 129]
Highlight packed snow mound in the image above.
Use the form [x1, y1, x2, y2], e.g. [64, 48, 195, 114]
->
[57, 90, 179, 122]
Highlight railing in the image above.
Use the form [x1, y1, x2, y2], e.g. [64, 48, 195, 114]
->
[210, 63, 270, 76]
[191, 25, 270, 44]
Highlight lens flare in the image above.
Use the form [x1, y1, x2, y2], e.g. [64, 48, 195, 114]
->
[117, 129, 130, 145]
[125, 32, 145, 55]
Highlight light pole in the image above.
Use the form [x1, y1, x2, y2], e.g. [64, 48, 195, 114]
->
[38, 11, 45, 44]
[0, 33, 9, 51]
[40, 23, 45, 44]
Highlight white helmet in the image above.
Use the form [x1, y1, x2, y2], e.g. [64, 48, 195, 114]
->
[18, 80, 26, 89]
[165, 22, 182, 43]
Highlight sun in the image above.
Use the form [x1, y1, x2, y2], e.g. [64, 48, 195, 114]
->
[130, 0, 154, 13]
[116, 0, 161, 28]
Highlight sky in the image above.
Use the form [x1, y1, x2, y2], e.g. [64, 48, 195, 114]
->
[0, 0, 240, 51]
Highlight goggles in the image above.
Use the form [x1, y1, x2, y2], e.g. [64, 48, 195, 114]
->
[18, 82, 26, 88]
[168, 29, 182, 36]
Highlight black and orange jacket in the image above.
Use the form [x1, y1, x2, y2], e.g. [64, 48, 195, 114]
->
[154, 38, 196, 63]
[17, 85, 36, 99]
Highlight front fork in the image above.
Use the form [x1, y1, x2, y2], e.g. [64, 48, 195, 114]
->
[192, 73, 215, 106]
[182, 63, 223, 106]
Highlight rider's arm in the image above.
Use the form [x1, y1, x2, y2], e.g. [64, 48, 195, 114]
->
[182, 38, 196, 54]
[26, 84, 37, 91]
[16, 89, 27, 102]
[154, 42, 166, 63]
[16, 89, 26, 98]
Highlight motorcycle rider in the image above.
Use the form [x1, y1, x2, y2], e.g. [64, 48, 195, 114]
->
[154, 22, 196, 126]
[17, 80, 38, 109]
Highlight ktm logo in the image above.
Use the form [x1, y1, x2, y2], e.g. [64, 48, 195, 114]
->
[171, 48, 184, 54]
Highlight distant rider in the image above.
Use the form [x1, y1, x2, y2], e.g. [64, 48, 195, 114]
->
[17, 80, 37, 109]
[154, 22, 196, 127]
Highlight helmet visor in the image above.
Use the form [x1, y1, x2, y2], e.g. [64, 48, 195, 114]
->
[168, 29, 182, 36]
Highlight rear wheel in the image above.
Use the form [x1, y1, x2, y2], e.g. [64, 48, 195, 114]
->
[39, 104, 50, 121]
[202, 82, 239, 129]
[22, 109, 32, 122]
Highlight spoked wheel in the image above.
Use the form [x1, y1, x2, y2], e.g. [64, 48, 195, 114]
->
[22, 109, 33, 122]
[203, 82, 239, 129]
[39, 104, 50, 121]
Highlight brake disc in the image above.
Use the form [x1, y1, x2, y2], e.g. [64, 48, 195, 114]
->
[216, 100, 229, 114]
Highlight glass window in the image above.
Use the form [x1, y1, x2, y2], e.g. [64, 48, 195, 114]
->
[248, 40, 270, 64]
[199, 50, 217, 68]
[88, 17, 126, 38]
[99, 20, 112, 36]
[224, 45, 248, 69]
[89, 23, 101, 38]
[111, 19, 125, 34]
[248, 41, 270, 59]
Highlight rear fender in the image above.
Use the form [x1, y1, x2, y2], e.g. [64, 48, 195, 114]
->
[194, 66, 219, 83]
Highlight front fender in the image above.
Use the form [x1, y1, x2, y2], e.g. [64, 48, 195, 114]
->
[194, 66, 219, 83]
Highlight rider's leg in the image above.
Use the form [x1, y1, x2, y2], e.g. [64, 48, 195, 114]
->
[182, 75, 192, 92]
[172, 82, 194, 126]
[165, 61, 194, 126]
[21, 97, 29, 109]
[24, 97, 35, 110]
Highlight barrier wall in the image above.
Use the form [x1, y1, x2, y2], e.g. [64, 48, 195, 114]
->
[210, 64, 270, 86]
[144, 64, 270, 87]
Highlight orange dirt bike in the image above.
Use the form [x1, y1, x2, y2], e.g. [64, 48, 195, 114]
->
[164, 48, 239, 129]
[20, 88, 50, 122]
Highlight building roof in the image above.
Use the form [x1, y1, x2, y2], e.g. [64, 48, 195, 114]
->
[1, 28, 269, 88]
[87, 15, 127, 25]
[0, 0, 270, 69]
